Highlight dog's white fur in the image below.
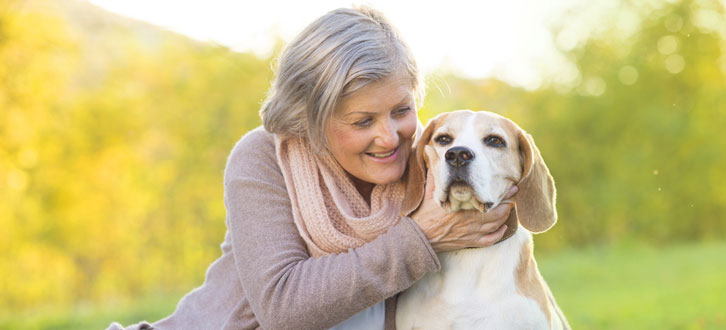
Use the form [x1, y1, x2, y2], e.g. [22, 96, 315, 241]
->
[396, 110, 569, 330]
[427, 113, 520, 213]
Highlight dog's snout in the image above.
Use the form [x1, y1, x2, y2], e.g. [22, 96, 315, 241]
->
[445, 147, 474, 168]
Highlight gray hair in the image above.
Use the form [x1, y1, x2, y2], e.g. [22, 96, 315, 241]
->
[260, 6, 425, 150]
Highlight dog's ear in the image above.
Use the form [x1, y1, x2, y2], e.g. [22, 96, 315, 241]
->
[512, 129, 557, 233]
[400, 118, 439, 216]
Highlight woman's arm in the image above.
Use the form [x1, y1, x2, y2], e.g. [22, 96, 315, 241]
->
[224, 128, 440, 330]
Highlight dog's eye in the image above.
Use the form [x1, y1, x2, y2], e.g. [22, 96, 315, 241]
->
[434, 134, 453, 145]
[484, 135, 506, 148]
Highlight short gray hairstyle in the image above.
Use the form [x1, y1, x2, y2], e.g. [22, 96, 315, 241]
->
[260, 6, 425, 151]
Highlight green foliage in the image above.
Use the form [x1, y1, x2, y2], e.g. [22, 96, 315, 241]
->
[1, 0, 724, 323]
[424, 0, 726, 250]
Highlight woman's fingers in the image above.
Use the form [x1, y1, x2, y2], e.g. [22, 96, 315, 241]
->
[413, 186, 517, 252]
[486, 202, 513, 222]
[479, 216, 506, 234]
[504, 185, 519, 200]
[477, 224, 508, 246]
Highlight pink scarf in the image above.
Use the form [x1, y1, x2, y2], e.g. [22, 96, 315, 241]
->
[275, 136, 405, 257]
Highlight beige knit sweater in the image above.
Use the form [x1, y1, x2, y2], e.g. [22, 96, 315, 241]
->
[108, 127, 440, 330]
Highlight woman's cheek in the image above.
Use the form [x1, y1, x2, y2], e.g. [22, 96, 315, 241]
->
[402, 112, 418, 140]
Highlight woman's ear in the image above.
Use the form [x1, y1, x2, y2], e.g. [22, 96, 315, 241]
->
[400, 118, 439, 216]
[513, 130, 557, 233]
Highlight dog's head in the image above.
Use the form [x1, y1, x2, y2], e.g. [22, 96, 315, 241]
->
[401, 110, 557, 233]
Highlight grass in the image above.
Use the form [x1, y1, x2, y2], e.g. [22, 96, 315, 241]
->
[2, 241, 725, 329]
[0, 292, 183, 330]
[537, 241, 726, 329]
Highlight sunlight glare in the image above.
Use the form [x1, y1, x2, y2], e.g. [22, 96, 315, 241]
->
[87, 0, 589, 88]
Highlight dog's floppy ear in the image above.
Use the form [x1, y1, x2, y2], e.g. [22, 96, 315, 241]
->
[400, 118, 439, 216]
[512, 129, 557, 233]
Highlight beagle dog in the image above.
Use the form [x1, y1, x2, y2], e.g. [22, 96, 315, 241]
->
[396, 110, 570, 330]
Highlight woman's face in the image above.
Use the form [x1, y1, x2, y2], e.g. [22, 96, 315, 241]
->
[325, 71, 418, 190]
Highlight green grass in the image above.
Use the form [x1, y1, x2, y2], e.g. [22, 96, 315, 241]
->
[2, 241, 725, 329]
[537, 241, 726, 329]
[0, 292, 183, 330]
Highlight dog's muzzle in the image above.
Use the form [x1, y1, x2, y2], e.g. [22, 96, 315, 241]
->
[442, 146, 495, 212]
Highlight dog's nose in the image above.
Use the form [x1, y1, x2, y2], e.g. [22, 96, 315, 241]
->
[445, 147, 474, 168]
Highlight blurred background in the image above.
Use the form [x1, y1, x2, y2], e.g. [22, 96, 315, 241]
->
[1, 0, 724, 328]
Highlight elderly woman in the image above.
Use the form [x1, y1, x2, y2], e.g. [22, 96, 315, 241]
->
[110, 6, 514, 330]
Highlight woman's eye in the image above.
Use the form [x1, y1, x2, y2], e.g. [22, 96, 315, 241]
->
[393, 107, 411, 117]
[483, 135, 506, 148]
[434, 134, 452, 145]
[354, 118, 373, 127]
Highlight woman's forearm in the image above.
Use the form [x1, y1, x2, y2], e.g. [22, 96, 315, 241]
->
[224, 130, 439, 329]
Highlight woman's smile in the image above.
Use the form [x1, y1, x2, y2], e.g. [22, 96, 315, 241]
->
[366, 147, 398, 161]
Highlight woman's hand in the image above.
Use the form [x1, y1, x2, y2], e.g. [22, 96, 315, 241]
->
[410, 171, 518, 252]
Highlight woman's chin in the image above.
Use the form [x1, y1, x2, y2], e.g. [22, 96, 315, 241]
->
[369, 166, 407, 185]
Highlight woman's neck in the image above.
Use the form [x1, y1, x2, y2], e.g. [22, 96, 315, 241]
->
[349, 175, 374, 206]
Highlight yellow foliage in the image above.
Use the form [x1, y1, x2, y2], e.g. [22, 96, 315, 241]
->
[2, 0, 724, 318]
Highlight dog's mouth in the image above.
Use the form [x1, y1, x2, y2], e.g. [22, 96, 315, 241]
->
[441, 179, 493, 213]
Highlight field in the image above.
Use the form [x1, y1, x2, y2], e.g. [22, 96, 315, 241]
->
[3, 241, 724, 330]
[538, 241, 726, 329]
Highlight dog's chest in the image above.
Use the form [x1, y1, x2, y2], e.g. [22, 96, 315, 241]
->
[396, 229, 550, 329]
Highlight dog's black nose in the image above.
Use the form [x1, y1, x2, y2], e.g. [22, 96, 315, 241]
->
[445, 146, 474, 168]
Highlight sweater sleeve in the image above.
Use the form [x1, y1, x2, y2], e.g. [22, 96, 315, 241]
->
[224, 128, 440, 330]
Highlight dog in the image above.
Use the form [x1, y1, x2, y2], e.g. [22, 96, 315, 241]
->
[396, 110, 570, 329]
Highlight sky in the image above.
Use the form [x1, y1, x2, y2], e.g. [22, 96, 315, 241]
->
[86, 0, 601, 89]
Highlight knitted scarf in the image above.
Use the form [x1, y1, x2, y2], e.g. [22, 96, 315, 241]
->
[275, 135, 405, 257]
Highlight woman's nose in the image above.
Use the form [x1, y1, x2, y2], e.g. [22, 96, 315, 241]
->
[376, 120, 399, 148]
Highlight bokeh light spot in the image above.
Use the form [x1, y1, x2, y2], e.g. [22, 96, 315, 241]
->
[618, 65, 639, 85]
[665, 54, 685, 74]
